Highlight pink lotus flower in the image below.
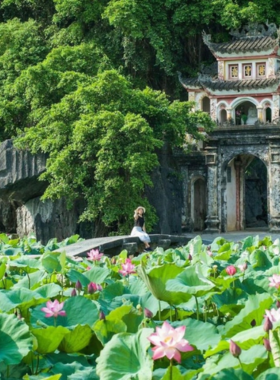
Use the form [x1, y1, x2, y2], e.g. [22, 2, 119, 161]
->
[238, 263, 247, 272]
[226, 265, 236, 276]
[147, 321, 193, 363]
[119, 258, 136, 276]
[268, 274, 280, 289]
[41, 300, 66, 318]
[265, 308, 280, 323]
[87, 249, 103, 261]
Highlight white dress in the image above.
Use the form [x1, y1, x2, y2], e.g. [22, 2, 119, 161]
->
[130, 217, 151, 243]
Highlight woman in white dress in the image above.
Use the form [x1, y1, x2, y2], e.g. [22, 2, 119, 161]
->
[130, 206, 152, 251]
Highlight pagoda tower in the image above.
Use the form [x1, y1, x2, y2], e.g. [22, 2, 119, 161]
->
[178, 23, 280, 233]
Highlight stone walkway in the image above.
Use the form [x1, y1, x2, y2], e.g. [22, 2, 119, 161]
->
[186, 228, 280, 243]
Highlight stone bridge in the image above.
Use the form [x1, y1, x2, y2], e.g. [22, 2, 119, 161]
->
[56, 234, 190, 257]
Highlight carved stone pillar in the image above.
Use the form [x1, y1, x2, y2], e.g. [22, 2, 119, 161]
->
[257, 105, 263, 122]
[269, 144, 280, 231]
[272, 94, 280, 121]
[226, 108, 232, 121]
[210, 98, 217, 122]
[205, 150, 220, 232]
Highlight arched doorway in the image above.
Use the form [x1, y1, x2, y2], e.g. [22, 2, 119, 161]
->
[225, 154, 267, 231]
[235, 100, 257, 125]
[265, 107, 272, 123]
[202, 97, 210, 114]
[220, 109, 227, 124]
[193, 178, 207, 231]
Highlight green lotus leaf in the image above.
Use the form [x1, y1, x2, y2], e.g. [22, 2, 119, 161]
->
[212, 287, 247, 315]
[230, 325, 266, 349]
[23, 375, 62, 380]
[35, 283, 62, 299]
[41, 252, 62, 273]
[223, 293, 273, 338]
[51, 361, 98, 380]
[137, 263, 185, 305]
[173, 318, 221, 351]
[59, 324, 92, 353]
[0, 313, 33, 365]
[255, 368, 280, 380]
[269, 328, 280, 367]
[32, 296, 99, 328]
[67, 269, 90, 287]
[166, 265, 215, 299]
[0, 262, 6, 280]
[210, 368, 254, 379]
[93, 305, 132, 345]
[32, 326, 69, 354]
[13, 270, 47, 289]
[240, 344, 267, 374]
[0, 288, 43, 312]
[160, 365, 185, 380]
[96, 328, 153, 380]
[84, 266, 110, 284]
[249, 250, 272, 269]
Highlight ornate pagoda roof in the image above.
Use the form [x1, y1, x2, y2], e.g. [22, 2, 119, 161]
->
[203, 23, 280, 55]
[178, 72, 280, 91]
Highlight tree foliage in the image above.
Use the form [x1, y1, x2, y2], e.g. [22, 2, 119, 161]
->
[0, 0, 279, 234]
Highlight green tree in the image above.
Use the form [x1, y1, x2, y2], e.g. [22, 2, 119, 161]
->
[15, 70, 213, 235]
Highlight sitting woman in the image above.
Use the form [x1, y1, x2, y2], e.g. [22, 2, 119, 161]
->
[130, 206, 152, 252]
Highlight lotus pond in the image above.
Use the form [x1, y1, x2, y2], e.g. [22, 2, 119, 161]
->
[1, 233, 280, 379]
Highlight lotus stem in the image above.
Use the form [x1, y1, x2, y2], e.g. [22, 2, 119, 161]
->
[169, 359, 173, 380]
[158, 301, 161, 321]
[238, 357, 244, 370]
[195, 296, 199, 320]
[170, 307, 172, 322]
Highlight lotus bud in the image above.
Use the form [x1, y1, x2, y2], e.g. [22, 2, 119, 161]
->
[99, 311, 106, 320]
[229, 340, 241, 358]
[88, 282, 96, 294]
[250, 319, 256, 327]
[71, 288, 77, 297]
[144, 308, 153, 319]
[75, 280, 82, 291]
[263, 316, 273, 332]
[263, 338, 271, 352]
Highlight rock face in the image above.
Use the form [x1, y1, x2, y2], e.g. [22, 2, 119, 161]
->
[16, 197, 94, 244]
[147, 143, 183, 235]
[0, 140, 47, 202]
[0, 140, 94, 243]
[0, 139, 184, 242]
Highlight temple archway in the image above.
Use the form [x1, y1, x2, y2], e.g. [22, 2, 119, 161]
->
[234, 100, 258, 125]
[225, 154, 267, 231]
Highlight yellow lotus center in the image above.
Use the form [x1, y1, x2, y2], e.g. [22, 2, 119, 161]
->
[164, 336, 173, 343]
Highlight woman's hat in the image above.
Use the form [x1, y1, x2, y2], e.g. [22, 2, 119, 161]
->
[135, 206, 146, 213]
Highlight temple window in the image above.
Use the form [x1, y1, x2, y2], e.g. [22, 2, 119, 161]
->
[257, 63, 266, 78]
[243, 64, 252, 78]
[229, 65, 239, 79]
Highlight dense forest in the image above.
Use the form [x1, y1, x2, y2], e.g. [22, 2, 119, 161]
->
[0, 0, 279, 234]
